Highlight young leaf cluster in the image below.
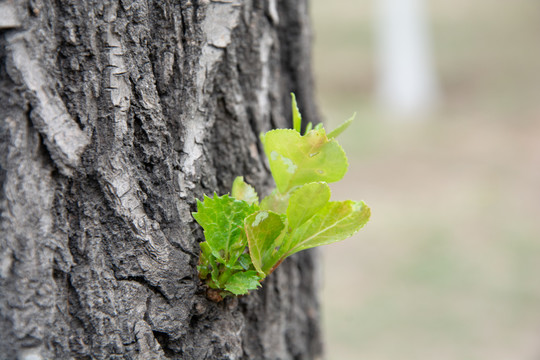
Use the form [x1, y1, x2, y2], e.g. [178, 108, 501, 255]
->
[193, 94, 370, 298]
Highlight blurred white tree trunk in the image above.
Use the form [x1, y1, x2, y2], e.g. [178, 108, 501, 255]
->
[376, 0, 438, 117]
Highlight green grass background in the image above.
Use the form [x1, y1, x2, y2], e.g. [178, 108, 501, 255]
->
[311, 0, 540, 359]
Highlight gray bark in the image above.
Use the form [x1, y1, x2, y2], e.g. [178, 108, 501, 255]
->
[0, 1, 322, 359]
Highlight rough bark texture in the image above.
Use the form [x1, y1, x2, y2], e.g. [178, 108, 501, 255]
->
[0, 0, 322, 359]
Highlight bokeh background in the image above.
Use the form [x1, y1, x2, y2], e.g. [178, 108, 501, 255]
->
[311, 0, 540, 359]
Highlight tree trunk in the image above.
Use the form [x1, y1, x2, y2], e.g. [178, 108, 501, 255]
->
[0, 1, 322, 359]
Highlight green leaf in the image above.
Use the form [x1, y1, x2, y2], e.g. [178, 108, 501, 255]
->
[245, 210, 287, 275]
[260, 128, 348, 193]
[198, 242, 221, 287]
[198, 242, 213, 277]
[291, 93, 302, 133]
[285, 200, 371, 256]
[327, 113, 355, 139]
[287, 182, 331, 229]
[231, 176, 259, 205]
[195, 99, 370, 298]
[237, 253, 253, 271]
[260, 189, 290, 214]
[304, 122, 313, 135]
[224, 270, 262, 295]
[192, 194, 257, 266]
[197, 253, 211, 279]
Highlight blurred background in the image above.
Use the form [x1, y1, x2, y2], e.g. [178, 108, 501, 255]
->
[311, 0, 540, 359]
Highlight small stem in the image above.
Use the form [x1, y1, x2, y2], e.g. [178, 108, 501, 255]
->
[218, 267, 233, 285]
[267, 256, 286, 276]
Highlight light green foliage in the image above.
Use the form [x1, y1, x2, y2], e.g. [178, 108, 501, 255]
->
[231, 176, 259, 205]
[224, 271, 262, 295]
[260, 128, 348, 193]
[192, 194, 257, 265]
[259, 189, 290, 214]
[245, 210, 287, 275]
[193, 93, 370, 299]
[286, 200, 370, 255]
[291, 93, 302, 133]
[192, 194, 261, 294]
[287, 182, 331, 229]
[327, 112, 355, 139]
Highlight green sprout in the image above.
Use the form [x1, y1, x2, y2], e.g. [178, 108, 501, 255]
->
[193, 94, 370, 299]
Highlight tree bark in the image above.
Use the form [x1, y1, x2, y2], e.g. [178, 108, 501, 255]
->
[0, 1, 322, 359]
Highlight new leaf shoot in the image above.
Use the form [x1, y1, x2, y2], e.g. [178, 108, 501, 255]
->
[193, 93, 370, 299]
